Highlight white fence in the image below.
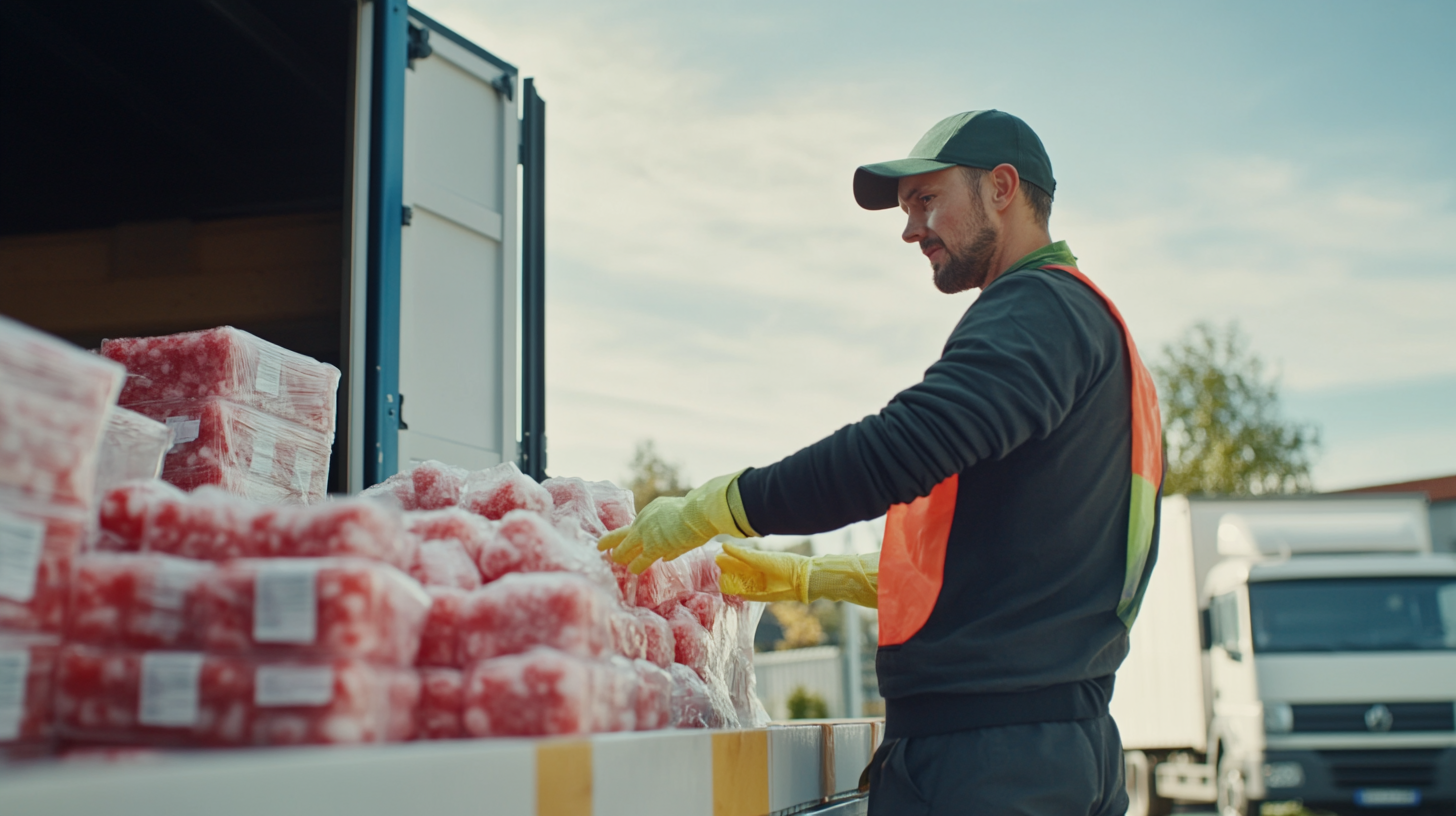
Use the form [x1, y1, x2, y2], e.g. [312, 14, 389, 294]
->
[754, 645, 845, 720]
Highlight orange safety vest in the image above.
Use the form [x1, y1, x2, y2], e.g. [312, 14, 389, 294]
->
[878, 264, 1163, 647]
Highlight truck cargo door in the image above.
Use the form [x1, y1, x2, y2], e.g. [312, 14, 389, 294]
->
[396, 12, 518, 471]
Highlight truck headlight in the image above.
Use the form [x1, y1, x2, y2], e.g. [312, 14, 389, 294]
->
[1264, 702, 1294, 733]
[1264, 762, 1304, 789]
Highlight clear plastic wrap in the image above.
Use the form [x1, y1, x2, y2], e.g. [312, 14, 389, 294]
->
[68, 553, 213, 650]
[415, 667, 464, 739]
[96, 482, 414, 569]
[192, 557, 430, 666]
[458, 572, 614, 663]
[0, 495, 88, 633]
[608, 605, 647, 661]
[385, 668, 422, 742]
[634, 557, 696, 611]
[408, 539, 482, 590]
[587, 480, 636, 532]
[100, 327, 340, 439]
[94, 407, 173, 501]
[632, 606, 676, 668]
[54, 645, 407, 746]
[462, 647, 602, 737]
[359, 460, 467, 511]
[594, 656, 639, 733]
[475, 509, 609, 585]
[632, 658, 673, 731]
[0, 633, 60, 745]
[542, 477, 608, 540]
[126, 398, 330, 505]
[416, 587, 467, 668]
[402, 508, 497, 565]
[668, 663, 717, 729]
[458, 462, 551, 521]
[665, 604, 712, 680]
[0, 316, 125, 510]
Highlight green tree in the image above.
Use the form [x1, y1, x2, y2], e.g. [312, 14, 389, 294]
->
[787, 686, 830, 719]
[1153, 322, 1320, 496]
[624, 439, 691, 512]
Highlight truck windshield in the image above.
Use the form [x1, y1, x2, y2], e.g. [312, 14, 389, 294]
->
[1249, 577, 1456, 653]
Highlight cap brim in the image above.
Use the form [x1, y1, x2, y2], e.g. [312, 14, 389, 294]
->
[853, 158, 958, 210]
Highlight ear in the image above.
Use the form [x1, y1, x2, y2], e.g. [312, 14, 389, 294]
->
[987, 163, 1022, 214]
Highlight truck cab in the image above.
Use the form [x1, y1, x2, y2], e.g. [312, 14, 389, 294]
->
[1203, 509, 1456, 815]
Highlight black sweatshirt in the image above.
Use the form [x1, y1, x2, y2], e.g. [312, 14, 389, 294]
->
[736, 243, 1148, 736]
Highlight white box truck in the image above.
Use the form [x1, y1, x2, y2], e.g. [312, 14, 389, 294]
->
[1114, 494, 1455, 816]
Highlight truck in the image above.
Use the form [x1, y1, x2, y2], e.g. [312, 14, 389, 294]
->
[1114, 494, 1454, 816]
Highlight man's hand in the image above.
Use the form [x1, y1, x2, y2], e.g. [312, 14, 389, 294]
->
[597, 470, 752, 574]
[717, 544, 880, 608]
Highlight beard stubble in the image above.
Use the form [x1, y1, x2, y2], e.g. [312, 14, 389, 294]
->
[926, 181, 1001, 294]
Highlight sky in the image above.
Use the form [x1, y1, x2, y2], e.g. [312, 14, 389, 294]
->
[419, 0, 1456, 504]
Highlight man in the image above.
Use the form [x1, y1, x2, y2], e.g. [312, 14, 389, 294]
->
[600, 110, 1163, 815]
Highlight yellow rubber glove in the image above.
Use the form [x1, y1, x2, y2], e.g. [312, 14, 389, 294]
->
[716, 544, 880, 608]
[597, 470, 756, 574]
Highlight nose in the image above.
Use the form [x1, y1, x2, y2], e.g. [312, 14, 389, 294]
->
[902, 212, 926, 244]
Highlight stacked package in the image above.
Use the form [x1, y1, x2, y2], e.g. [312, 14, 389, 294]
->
[100, 327, 341, 505]
[363, 460, 769, 737]
[63, 483, 430, 747]
[0, 316, 127, 755]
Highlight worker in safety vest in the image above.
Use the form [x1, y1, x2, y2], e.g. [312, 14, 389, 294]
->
[599, 110, 1163, 816]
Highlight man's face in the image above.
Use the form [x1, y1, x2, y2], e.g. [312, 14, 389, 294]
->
[898, 167, 1001, 294]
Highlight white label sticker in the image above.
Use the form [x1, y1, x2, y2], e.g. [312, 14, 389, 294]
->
[254, 563, 318, 644]
[0, 649, 29, 740]
[251, 435, 276, 477]
[293, 452, 313, 500]
[139, 652, 204, 727]
[0, 510, 46, 603]
[164, 417, 201, 451]
[255, 356, 282, 396]
[255, 666, 334, 707]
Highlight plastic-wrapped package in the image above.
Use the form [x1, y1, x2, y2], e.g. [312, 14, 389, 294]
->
[416, 587, 466, 667]
[415, 667, 464, 739]
[409, 539, 482, 590]
[385, 669, 422, 742]
[359, 460, 467, 512]
[608, 606, 647, 661]
[54, 645, 403, 746]
[458, 573, 613, 663]
[462, 648, 599, 737]
[100, 327, 340, 439]
[0, 315, 125, 508]
[0, 634, 60, 745]
[665, 604, 711, 680]
[0, 496, 88, 633]
[126, 398, 330, 505]
[676, 546, 723, 594]
[193, 558, 430, 666]
[635, 557, 695, 611]
[682, 591, 727, 632]
[94, 407, 173, 502]
[586, 480, 636, 532]
[475, 509, 607, 585]
[632, 659, 673, 731]
[594, 656, 638, 733]
[458, 462, 551, 521]
[68, 554, 213, 649]
[402, 508, 497, 565]
[96, 483, 414, 569]
[632, 607, 675, 669]
[668, 663, 717, 729]
[542, 477, 608, 540]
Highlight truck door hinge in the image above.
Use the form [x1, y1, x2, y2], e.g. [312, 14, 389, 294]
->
[407, 25, 433, 67]
[401, 205, 413, 226]
[491, 73, 515, 101]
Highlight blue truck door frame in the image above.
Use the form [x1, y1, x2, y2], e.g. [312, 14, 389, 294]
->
[357, 2, 540, 490]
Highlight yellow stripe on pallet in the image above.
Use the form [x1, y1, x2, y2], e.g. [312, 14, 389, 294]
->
[536, 740, 592, 816]
[712, 730, 769, 816]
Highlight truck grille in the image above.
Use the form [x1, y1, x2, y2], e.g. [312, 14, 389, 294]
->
[1293, 703, 1454, 732]
[1321, 750, 1441, 789]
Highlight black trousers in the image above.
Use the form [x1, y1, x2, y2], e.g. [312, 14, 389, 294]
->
[865, 715, 1128, 816]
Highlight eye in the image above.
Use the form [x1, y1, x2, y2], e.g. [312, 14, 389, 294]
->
[920, 194, 934, 205]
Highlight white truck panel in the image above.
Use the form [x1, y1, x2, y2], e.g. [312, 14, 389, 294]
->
[1113, 496, 1208, 751]
[1256, 652, 1456, 703]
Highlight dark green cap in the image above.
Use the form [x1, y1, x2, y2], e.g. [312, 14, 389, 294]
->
[853, 110, 1056, 210]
